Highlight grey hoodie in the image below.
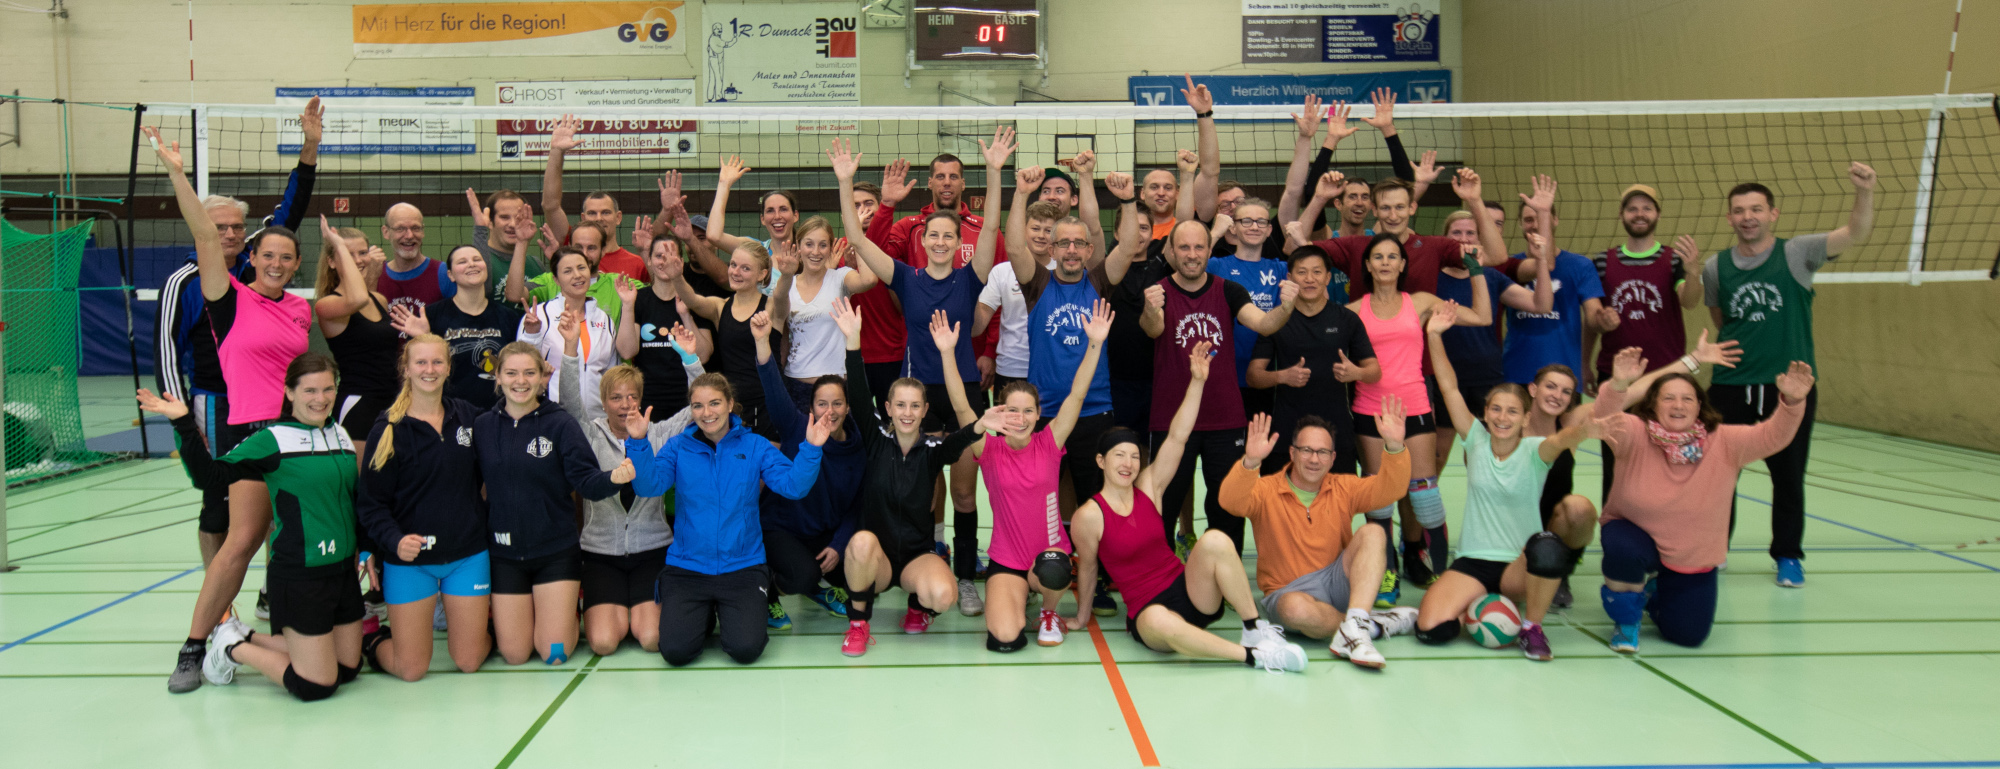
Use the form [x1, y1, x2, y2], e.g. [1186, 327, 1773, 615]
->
[560, 353, 701, 556]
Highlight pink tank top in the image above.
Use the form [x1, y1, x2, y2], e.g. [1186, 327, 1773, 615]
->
[212, 277, 312, 424]
[1354, 292, 1431, 416]
[1091, 490, 1184, 620]
[978, 428, 1071, 571]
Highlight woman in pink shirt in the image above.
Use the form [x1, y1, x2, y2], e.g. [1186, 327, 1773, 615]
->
[936, 301, 1108, 652]
[1593, 346, 1811, 652]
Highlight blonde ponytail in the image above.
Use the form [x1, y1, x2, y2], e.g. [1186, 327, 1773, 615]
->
[370, 334, 450, 471]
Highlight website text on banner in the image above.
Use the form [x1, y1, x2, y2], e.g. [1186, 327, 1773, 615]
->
[496, 80, 699, 161]
[352, 1, 686, 58]
[275, 87, 476, 155]
[1129, 71, 1450, 108]
[1242, 0, 1440, 63]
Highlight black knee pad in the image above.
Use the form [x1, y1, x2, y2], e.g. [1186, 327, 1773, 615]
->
[1414, 619, 1460, 645]
[282, 665, 338, 702]
[1034, 551, 1074, 591]
[986, 631, 1028, 653]
[336, 663, 359, 685]
[1525, 531, 1580, 579]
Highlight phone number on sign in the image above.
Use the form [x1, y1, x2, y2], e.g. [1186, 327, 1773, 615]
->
[495, 118, 695, 135]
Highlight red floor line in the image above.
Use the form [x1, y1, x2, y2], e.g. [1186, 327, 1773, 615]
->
[1085, 616, 1160, 767]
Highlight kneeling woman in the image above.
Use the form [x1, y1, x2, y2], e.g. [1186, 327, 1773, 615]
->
[1416, 309, 1601, 660]
[1593, 348, 1811, 651]
[1071, 341, 1309, 673]
[623, 371, 831, 666]
[355, 335, 493, 680]
[560, 317, 705, 656]
[477, 342, 634, 666]
[139, 354, 364, 701]
[829, 300, 990, 656]
[936, 301, 1108, 651]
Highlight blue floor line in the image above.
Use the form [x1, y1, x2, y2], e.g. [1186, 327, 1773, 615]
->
[1732, 493, 2000, 574]
[0, 567, 201, 653]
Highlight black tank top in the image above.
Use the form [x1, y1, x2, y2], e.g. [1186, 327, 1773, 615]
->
[714, 294, 771, 408]
[326, 294, 402, 398]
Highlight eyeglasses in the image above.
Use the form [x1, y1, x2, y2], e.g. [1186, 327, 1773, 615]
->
[388, 225, 425, 235]
[1234, 218, 1273, 228]
[214, 223, 248, 233]
[1053, 239, 1090, 249]
[1291, 446, 1335, 458]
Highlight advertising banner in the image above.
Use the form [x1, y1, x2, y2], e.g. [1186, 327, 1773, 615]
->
[1128, 71, 1450, 108]
[1241, 1, 1440, 63]
[494, 80, 699, 160]
[352, 1, 686, 58]
[702, 3, 860, 105]
[275, 87, 476, 155]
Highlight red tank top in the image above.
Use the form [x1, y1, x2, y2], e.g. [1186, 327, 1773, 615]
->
[1151, 276, 1245, 431]
[1092, 490, 1184, 620]
[1597, 247, 1686, 378]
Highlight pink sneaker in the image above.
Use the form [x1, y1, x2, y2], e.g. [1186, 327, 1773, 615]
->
[840, 620, 874, 657]
[1035, 608, 1065, 647]
[901, 608, 933, 635]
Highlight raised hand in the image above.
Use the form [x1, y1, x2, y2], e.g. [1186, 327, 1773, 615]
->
[1274, 357, 1310, 387]
[880, 157, 915, 205]
[830, 297, 863, 340]
[1849, 161, 1877, 191]
[557, 309, 582, 347]
[1105, 172, 1135, 200]
[719, 155, 749, 186]
[319, 213, 343, 247]
[974, 404, 1013, 435]
[805, 411, 837, 446]
[466, 189, 492, 227]
[388, 304, 431, 337]
[1082, 298, 1114, 343]
[658, 170, 684, 210]
[550, 114, 584, 152]
[1176, 148, 1199, 175]
[1331, 350, 1364, 383]
[1375, 393, 1407, 447]
[1525, 231, 1550, 260]
[1324, 101, 1358, 146]
[1674, 234, 1703, 267]
[1425, 301, 1459, 335]
[624, 405, 654, 438]
[1361, 87, 1397, 133]
[1313, 170, 1347, 201]
[1143, 284, 1166, 313]
[610, 457, 637, 484]
[669, 322, 698, 352]
[1016, 165, 1045, 191]
[1450, 167, 1484, 202]
[749, 309, 772, 341]
[1520, 173, 1557, 213]
[630, 214, 654, 256]
[615, 276, 640, 306]
[1187, 340, 1214, 382]
[521, 299, 544, 335]
[143, 126, 183, 174]
[1283, 220, 1312, 246]
[299, 96, 325, 147]
[980, 126, 1017, 169]
[537, 222, 561, 256]
[135, 388, 190, 420]
[825, 139, 861, 181]
[1243, 412, 1278, 464]
[928, 309, 960, 351]
[1610, 347, 1647, 385]
[1690, 328, 1742, 368]
[1293, 93, 1324, 139]
[1408, 152, 1440, 188]
[1181, 73, 1214, 115]
[1067, 149, 1097, 176]
[1276, 279, 1299, 306]
[831, 238, 855, 269]
[1775, 361, 1816, 402]
[769, 238, 799, 276]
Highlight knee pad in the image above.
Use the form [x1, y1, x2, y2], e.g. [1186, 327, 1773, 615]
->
[1601, 585, 1647, 626]
[336, 663, 360, 685]
[1524, 531, 1579, 579]
[1409, 477, 1445, 528]
[986, 631, 1028, 653]
[1365, 504, 1395, 522]
[1034, 551, 1074, 591]
[1414, 619, 1460, 645]
[282, 665, 338, 702]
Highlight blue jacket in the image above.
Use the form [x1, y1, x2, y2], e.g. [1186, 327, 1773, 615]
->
[476, 400, 620, 560]
[756, 357, 864, 553]
[626, 415, 823, 575]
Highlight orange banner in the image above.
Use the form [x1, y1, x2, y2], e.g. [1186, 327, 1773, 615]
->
[352, 2, 683, 57]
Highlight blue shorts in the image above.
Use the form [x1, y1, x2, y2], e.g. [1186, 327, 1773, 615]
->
[383, 551, 492, 605]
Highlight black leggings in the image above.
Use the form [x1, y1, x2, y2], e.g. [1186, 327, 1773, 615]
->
[1152, 427, 1249, 553]
[1710, 384, 1816, 561]
[1600, 519, 1719, 647]
[656, 564, 770, 666]
[762, 525, 848, 598]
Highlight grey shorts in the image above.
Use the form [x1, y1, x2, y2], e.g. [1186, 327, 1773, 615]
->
[1258, 552, 1352, 618]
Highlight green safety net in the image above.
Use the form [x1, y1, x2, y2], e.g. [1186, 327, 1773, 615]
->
[1, 218, 115, 484]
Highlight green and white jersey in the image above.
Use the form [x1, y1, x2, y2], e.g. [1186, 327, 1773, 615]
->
[175, 415, 360, 576]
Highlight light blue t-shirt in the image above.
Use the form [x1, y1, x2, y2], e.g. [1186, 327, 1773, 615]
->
[1207, 255, 1288, 386]
[1456, 420, 1553, 563]
[1502, 249, 1604, 384]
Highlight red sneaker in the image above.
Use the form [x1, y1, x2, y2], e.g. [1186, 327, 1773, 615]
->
[840, 620, 874, 657]
[901, 607, 933, 635]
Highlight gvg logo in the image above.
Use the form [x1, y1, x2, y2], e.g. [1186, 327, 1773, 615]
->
[619, 6, 679, 43]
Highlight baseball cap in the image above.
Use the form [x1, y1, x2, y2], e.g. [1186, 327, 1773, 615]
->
[1042, 167, 1075, 191]
[1620, 184, 1661, 209]
[688, 214, 709, 233]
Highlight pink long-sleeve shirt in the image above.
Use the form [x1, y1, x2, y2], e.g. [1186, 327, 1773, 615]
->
[1595, 383, 1805, 573]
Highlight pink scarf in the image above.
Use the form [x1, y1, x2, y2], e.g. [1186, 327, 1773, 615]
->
[1646, 420, 1707, 465]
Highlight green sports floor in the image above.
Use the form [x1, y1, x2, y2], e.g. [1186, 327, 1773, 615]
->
[6, 388, 2000, 769]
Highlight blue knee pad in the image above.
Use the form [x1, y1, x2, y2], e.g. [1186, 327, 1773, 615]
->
[1601, 585, 1647, 626]
[1365, 504, 1395, 521]
[1409, 477, 1445, 529]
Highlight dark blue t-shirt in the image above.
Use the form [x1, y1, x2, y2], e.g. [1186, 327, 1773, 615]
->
[1206, 255, 1289, 386]
[1502, 250, 1603, 384]
[890, 260, 985, 384]
[1434, 269, 1512, 391]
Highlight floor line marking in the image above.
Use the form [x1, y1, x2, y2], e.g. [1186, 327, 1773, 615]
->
[0, 567, 201, 653]
[493, 653, 601, 769]
[1732, 493, 2000, 573]
[6, 489, 188, 545]
[1085, 616, 1160, 767]
[8, 517, 200, 562]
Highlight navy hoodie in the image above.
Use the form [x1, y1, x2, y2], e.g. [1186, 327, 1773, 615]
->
[756, 356, 864, 553]
[475, 399, 620, 560]
[356, 397, 488, 566]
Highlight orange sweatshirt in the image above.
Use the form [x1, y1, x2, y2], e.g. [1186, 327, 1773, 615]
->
[1219, 449, 1410, 593]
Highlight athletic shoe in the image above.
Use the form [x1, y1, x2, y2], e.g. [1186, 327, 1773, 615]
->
[766, 602, 793, 631]
[1173, 531, 1196, 560]
[956, 578, 984, 616]
[900, 607, 933, 635]
[203, 619, 247, 686]
[1330, 616, 1386, 669]
[433, 600, 449, 632]
[840, 620, 874, 657]
[809, 587, 850, 618]
[1775, 558, 1805, 587]
[933, 540, 951, 563]
[168, 641, 205, 693]
[1253, 639, 1310, 674]
[1609, 623, 1641, 653]
[1035, 608, 1065, 647]
[222, 613, 254, 645]
[1240, 619, 1284, 649]
[1368, 607, 1419, 638]
[1092, 580, 1118, 617]
[1520, 624, 1553, 661]
[254, 588, 271, 621]
[1374, 570, 1400, 609]
[361, 626, 392, 672]
[1401, 540, 1436, 587]
[1551, 576, 1574, 610]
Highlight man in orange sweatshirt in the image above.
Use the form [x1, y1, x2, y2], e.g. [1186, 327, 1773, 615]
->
[1219, 396, 1419, 669]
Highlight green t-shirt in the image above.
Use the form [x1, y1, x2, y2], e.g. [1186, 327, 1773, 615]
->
[1287, 477, 1318, 510]
[528, 273, 625, 326]
[1456, 420, 1552, 563]
[212, 421, 360, 576]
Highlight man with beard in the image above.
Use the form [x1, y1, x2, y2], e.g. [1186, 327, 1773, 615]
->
[1584, 185, 1704, 395]
[377, 202, 452, 314]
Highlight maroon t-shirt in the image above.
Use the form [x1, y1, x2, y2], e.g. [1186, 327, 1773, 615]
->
[1314, 233, 1466, 297]
[1151, 274, 1251, 432]
[1594, 246, 1688, 377]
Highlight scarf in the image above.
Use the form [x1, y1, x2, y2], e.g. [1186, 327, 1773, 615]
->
[1646, 420, 1707, 465]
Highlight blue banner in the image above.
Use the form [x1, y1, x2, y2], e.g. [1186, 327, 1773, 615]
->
[1128, 71, 1450, 108]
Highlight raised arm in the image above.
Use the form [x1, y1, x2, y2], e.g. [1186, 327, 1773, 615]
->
[1069, 151, 1106, 256]
[1674, 234, 1706, 309]
[1539, 410, 1605, 464]
[1825, 162, 1877, 256]
[672, 275, 726, 323]
[829, 139, 901, 287]
[1277, 95, 1325, 228]
[540, 114, 581, 243]
[612, 278, 640, 359]
[930, 310, 979, 430]
[1451, 169, 1511, 268]
[1100, 173, 1142, 285]
[1623, 329, 1742, 399]
[504, 225, 553, 306]
[1292, 171, 1345, 252]
[145, 127, 230, 302]
[1140, 283, 1166, 338]
[972, 126, 1015, 283]
[1139, 341, 1211, 499]
[830, 299, 882, 448]
[1424, 309, 1476, 435]
[705, 156, 754, 253]
[312, 215, 373, 322]
[766, 239, 797, 333]
[1593, 347, 1648, 419]
[1184, 75, 1221, 222]
[1005, 165, 1043, 276]
[1240, 279, 1300, 335]
[1048, 299, 1111, 445]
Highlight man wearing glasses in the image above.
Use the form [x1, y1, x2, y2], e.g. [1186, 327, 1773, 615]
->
[377, 202, 453, 313]
[1203, 197, 1294, 420]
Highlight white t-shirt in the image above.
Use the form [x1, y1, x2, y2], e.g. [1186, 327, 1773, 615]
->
[785, 266, 854, 379]
[978, 262, 1031, 377]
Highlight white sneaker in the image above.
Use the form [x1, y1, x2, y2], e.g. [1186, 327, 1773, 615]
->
[222, 613, 254, 644]
[1331, 616, 1386, 669]
[1035, 608, 1065, 647]
[433, 601, 449, 632]
[957, 579, 985, 616]
[203, 619, 248, 685]
[1254, 640, 1310, 673]
[1369, 607, 1419, 638]
[1240, 618, 1284, 649]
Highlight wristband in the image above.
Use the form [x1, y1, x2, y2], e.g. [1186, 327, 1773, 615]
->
[1680, 354, 1699, 373]
[668, 337, 700, 365]
[1115, 195, 1136, 204]
[1194, 110, 1214, 119]
[1463, 260, 1483, 278]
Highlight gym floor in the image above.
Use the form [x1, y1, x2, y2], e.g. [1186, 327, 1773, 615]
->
[5, 385, 1999, 769]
